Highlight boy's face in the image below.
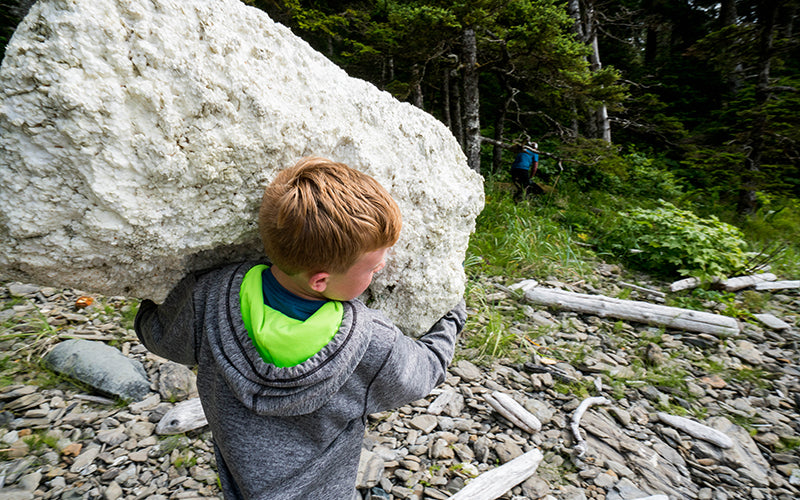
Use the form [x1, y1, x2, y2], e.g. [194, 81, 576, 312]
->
[320, 246, 390, 301]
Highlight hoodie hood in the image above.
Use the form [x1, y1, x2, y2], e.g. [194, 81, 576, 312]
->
[199, 262, 373, 417]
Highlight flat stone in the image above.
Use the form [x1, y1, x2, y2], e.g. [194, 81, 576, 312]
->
[451, 360, 482, 382]
[731, 340, 764, 366]
[103, 481, 123, 500]
[158, 362, 198, 402]
[494, 440, 523, 464]
[0, 490, 35, 500]
[70, 445, 100, 474]
[594, 471, 617, 488]
[753, 313, 791, 330]
[43, 339, 150, 401]
[429, 439, 454, 460]
[408, 415, 438, 434]
[356, 449, 385, 489]
[6, 283, 39, 297]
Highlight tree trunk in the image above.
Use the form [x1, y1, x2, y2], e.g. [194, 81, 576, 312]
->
[451, 69, 464, 149]
[492, 107, 507, 175]
[719, 0, 743, 95]
[491, 72, 514, 175]
[442, 68, 451, 129]
[585, 2, 611, 142]
[645, 26, 658, 66]
[569, 0, 610, 142]
[411, 64, 424, 109]
[462, 27, 482, 173]
[738, 0, 779, 214]
[719, 0, 737, 28]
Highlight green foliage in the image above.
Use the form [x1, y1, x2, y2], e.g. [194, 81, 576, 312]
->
[668, 289, 752, 320]
[776, 436, 800, 452]
[736, 197, 800, 277]
[600, 201, 749, 279]
[466, 186, 596, 280]
[553, 141, 684, 200]
[463, 280, 521, 362]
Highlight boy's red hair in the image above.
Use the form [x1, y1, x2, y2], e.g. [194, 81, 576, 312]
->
[259, 157, 402, 275]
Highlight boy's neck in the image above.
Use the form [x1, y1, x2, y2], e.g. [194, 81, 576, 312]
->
[270, 266, 326, 302]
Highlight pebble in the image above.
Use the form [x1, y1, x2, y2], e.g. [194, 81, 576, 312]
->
[1, 278, 799, 500]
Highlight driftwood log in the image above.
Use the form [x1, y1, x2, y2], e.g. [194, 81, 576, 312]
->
[668, 277, 704, 293]
[524, 287, 740, 336]
[448, 448, 544, 500]
[721, 273, 777, 291]
[155, 397, 208, 435]
[619, 281, 666, 298]
[571, 396, 610, 458]
[670, 272, 782, 293]
[755, 280, 800, 291]
[657, 412, 733, 449]
[484, 391, 542, 434]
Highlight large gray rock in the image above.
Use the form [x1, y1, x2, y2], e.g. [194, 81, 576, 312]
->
[0, 0, 483, 335]
[43, 339, 151, 401]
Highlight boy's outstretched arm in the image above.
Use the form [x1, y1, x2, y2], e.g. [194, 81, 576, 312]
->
[364, 300, 467, 414]
[134, 272, 201, 366]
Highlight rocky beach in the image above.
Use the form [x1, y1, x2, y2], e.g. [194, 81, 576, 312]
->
[0, 264, 798, 500]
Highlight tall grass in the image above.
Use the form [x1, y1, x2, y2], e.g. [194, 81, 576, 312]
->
[466, 189, 597, 281]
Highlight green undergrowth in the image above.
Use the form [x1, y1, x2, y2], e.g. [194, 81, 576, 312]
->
[463, 171, 800, 365]
[466, 185, 598, 281]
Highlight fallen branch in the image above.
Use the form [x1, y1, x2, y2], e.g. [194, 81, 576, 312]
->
[657, 412, 733, 449]
[156, 397, 208, 435]
[619, 281, 666, 298]
[524, 287, 740, 336]
[721, 273, 777, 292]
[668, 277, 702, 293]
[448, 448, 544, 500]
[571, 396, 610, 458]
[755, 280, 800, 291]
[485, 391, 542, 434]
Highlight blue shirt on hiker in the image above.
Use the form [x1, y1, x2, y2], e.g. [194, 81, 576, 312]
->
[511, 147, 539, 172]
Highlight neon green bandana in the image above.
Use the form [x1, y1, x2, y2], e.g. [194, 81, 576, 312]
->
[239, 265, 343, 367]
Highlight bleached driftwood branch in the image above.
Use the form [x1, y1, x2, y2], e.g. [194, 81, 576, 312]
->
[657, 412, 733, 449]
[448, 448, 544, 500]
[156, 397, 208, 435]
[570, 396, 610, 458]
[755, 280, 800, 291]
[524, 287, 740, 336]
[721, 273, 777, 292]
[669, 277, 703, 292]
[485, 391, 542, 434]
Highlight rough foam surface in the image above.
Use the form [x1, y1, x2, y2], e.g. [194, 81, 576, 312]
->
[0, 0, 484, 335]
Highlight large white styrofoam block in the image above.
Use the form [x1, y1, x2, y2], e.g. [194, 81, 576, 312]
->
[0, 0, 484, 335]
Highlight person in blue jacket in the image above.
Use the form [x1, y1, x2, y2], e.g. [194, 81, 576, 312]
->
[510, 142, 542, 200]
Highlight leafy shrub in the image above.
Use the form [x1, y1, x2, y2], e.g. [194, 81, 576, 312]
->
[601, 201, 749, 278]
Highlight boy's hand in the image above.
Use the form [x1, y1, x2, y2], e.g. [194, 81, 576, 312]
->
[444, 299, 467, 333]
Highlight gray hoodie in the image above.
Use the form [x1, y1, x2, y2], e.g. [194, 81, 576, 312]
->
[135, 262, 466, 499]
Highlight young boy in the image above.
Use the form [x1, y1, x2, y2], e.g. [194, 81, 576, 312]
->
[135, 156, 467, 500]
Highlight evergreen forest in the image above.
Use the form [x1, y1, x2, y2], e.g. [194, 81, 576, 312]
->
[2, 0, 799, 281]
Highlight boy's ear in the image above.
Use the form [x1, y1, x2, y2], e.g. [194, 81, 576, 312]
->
[308, 272, 330, 293]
